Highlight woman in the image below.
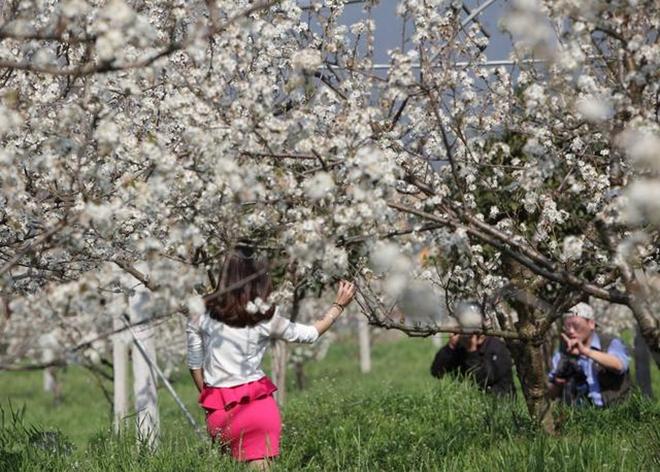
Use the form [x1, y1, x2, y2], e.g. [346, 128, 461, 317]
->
[186, 244, 356, 468]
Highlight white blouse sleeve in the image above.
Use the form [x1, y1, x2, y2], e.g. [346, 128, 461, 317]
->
[186, 313, 204, 369]
[268, 311, 319, 344]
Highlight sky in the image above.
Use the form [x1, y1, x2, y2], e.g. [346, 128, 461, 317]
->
[327, 0, 515, 64]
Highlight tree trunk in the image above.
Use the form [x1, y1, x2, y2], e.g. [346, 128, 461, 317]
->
[358, 315, 372, 374]
[293, 360, 305, 390]
[130, 290, 159, 448]
[43, 366, 61, 404]
[113, 316, 130, 433]
[627, 299, 660, 367]
[507, 335, 555, 434]
[274, 276, 304, 403]
[501, 272, 556, 434]
[618, 265, 660, 367]
[43, 367, 56, 392]
[41, 342, 62, 404]
[634, 328, 654, 398]
[271, 340, 287, 406]
[541, 321, 560, 373]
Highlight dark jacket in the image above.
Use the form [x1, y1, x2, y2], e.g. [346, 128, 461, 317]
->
[430, 337, 515, 396]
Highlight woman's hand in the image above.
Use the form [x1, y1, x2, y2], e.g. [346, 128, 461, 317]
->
[314, 280, 357, 337]
[334, 280, 357, 307]
[190, 368, 204, 393]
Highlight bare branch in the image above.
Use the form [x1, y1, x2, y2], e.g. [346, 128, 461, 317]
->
[387, 200, 630, 304]
[113, 260, 158, 291]
[353, 276, 521, 340]
[0, 215, 71, 278]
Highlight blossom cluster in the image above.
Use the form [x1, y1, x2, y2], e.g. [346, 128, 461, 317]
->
[1, 0, 658, 369]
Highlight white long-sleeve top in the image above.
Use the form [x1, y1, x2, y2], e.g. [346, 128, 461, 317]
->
[186, 307, 319, 387]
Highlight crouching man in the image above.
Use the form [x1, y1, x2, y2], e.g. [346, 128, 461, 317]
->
[548, 303, 631, 407]
[431, 333, 515, 396]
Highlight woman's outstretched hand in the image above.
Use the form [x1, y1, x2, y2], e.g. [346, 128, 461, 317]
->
[315, 280, 357, 337]
[335, 280, 357, 307]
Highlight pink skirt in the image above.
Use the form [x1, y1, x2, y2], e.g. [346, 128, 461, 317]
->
[200, 377, 280, 461]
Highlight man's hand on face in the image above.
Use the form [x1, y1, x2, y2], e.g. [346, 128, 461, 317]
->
[448, 333, 461, 350]
[561, 333, 590, 356]
[465, 335, 480, 353]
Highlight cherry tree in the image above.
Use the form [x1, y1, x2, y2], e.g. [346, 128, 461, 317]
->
[353, 0, 659, 430]
[0, 0, 658, 435]
[0, 1, 400, 437]
[0, 0, 395, 365]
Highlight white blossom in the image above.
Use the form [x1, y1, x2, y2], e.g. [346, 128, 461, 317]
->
[454, 302, 483, 329]
[561, 235, 584, 262]
[246, 297, 271, 315]
[303, 172, 335, 200]
[291, 48, 321, 72]
[624, 180, 660, 226]
[1, 0, 658, 372]
[575, 95, 612, 122]
[617, 127, 660, 171]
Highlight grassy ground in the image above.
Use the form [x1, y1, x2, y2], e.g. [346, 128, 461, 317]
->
[1, 333, 659, 471]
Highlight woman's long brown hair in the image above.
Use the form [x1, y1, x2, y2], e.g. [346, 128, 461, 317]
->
[204, 244, 275, 327]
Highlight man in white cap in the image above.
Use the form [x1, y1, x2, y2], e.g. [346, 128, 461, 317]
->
[547, 302, 631, 407]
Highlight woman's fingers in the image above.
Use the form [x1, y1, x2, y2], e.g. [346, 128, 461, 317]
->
[346, 282, 356, 302]
[335, 280, 356, 305]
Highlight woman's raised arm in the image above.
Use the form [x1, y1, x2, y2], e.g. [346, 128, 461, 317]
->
[313, 280, 356, 336]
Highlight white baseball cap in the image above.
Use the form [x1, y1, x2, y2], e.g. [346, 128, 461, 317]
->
[563, 302, 595, 320]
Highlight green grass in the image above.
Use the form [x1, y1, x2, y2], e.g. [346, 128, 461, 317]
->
[1, 334, 659, 471]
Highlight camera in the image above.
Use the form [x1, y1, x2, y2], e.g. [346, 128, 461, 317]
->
[553, 356, 586, 384]
[553, 355, 588, 405]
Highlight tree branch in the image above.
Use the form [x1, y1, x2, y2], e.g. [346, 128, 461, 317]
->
[0, 1, 281, 76]
[387, 200, 630, 304]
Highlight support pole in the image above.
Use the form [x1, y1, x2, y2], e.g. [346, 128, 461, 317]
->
[129, 291, 160, 447]
[123, 315, 204, 438]
[113, 315, 129, 433]
[271, 340, 287, 406]
[358, 315, 372, 373]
